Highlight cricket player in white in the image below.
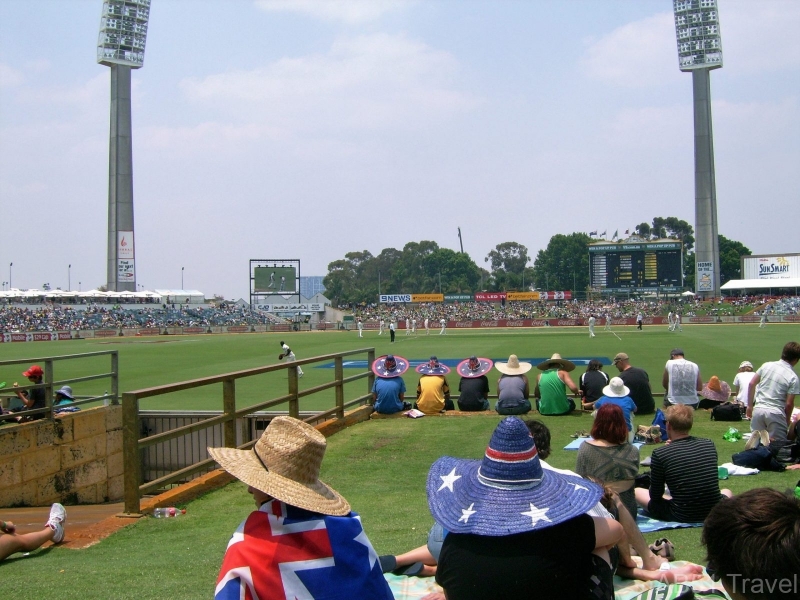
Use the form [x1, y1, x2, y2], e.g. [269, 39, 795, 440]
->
[439, 318, 446, 335]
[379, 319, 385, 335]
[411, 319, 417, 334]
[424, 318, 430, 335]
[405, 318, 410, 335]
[588, 315, 596, 338]
[279, 341, 303, 377]
[357, 319, 363, 338]
[604, 313, 612, 330]
[668, 311, 675, 331]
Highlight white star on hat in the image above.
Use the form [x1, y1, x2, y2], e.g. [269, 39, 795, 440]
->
[521, 503, 552, 527]
[573, 483, 588, 492]
[438, 468, 461, 492]
[458, 503, 476, 523]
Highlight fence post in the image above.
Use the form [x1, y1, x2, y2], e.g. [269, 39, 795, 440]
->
[110, 351, 119, 405]
[288, 368, 299, 418]
[122, 392, 142, 514]
[367, 349, 375, 401]
[334, 356, 344, 418]
[223, 378, 236, 448]
[41, 358, 54, 419]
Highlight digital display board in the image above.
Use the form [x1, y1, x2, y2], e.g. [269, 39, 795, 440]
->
[254, 266, 297, 293]
[589, 241, 683, 291]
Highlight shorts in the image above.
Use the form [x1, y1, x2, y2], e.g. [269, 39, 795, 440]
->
[646, 497, 677, 522]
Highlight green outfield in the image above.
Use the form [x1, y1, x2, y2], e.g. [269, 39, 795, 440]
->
[1, 322, 798, 412]
[2, 323, 799, 599]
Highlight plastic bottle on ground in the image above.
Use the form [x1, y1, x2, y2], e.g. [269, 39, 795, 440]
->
[153, 507, 185, 518]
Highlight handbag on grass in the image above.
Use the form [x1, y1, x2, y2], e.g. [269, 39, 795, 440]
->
[710, 402, 742, 421]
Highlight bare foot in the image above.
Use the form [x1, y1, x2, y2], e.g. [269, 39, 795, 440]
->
[657, 563, 705, 583]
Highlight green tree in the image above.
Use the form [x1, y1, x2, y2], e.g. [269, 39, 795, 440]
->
[532, 233, 592, 292]
[634, 222, 651, 238]
[485, 242, 530, 291]
[718, 235, 751, 285]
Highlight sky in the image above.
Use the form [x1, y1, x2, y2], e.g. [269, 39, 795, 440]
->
[1, 0, 798, 300]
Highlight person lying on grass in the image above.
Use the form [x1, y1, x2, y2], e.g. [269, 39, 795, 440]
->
[0, 503, 66, 561]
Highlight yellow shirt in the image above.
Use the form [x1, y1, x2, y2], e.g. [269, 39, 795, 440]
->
[416, 375, 450, 414]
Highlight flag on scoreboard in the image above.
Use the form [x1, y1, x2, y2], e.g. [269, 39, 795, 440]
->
[612, 230, 618, 239]
[600, 230, 607, 237]
[215, 500, 394, 600]
[589, 230, 598, 236]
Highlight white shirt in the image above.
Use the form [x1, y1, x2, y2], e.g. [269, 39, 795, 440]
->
[753, 360, 800, 414]
[732, 371, 757, 406]
[664, 358, 700, 405]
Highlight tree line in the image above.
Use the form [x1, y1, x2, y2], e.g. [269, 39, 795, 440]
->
[322, 217, 750, 306]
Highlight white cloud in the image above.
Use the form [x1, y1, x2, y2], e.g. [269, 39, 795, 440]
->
[581, 13, 677, 87]
[254, 0, 413, 24]
[0, 63, 23, 88]
[175, 33, 479, 148]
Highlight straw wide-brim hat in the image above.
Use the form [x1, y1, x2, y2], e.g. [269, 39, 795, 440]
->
[427, 417, 602, 536]
[536, 353, 575, 372]
[701, 376, 731, 402]
[602, 377, 630, 398]
[495, 355, 532, 376]
[372, 354, 409, 378]
[208, 416, 351, 516]
[456, 356, 494, 378]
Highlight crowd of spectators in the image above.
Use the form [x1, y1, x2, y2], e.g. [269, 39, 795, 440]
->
[0, 303, 286, 332]
[350, 296, 795, 324]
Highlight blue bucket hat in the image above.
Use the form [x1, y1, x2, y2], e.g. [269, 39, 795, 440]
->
[427, 417, 602, 536]
[416, 356, 451, 376]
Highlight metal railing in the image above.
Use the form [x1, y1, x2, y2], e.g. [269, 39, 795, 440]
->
[121, 347, 376, 514]
[0, 351, 119, 422]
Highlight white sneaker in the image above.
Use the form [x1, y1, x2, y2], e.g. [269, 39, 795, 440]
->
[46, 503, 66, 543]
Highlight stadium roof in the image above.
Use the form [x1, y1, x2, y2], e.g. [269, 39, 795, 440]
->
[721, 279, 800, 290]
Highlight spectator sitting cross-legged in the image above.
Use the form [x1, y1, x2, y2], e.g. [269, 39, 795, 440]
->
[455, 356, 493, 412]
[535, 353, 580, 415]
[593, 377, 638, 441]
[415, 357, 452, 414]
[635, 405, 733, 523]
[579, 359, 609, 410]
[370, 355, 411, 415]
[494, 355, 532, 415]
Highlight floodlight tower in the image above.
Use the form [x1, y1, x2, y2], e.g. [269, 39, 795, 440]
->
[97, 0, 150, 292]
[673, 0, 722, 298]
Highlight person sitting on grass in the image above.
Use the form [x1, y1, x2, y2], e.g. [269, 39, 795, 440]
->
[579, 359, 609, 410]
[370, 354, 411, 414]
[535, 353, 580, 415]
[455, 356, 493, 412]
[415, 357, 453, 414]
[208, 416, 393, 600]
[576, 404, 640, 520]
[634, 405, 733, 523]
[697, 375, 732, 410]
[0, 503, 66, 561]
[703, 487, 800, 600]
[593, 377, 638, 440]
[494, 354, 533, 415]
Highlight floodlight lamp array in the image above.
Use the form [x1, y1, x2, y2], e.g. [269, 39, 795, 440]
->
[673, 0, 722, 71]
[97, 0, 150, 68]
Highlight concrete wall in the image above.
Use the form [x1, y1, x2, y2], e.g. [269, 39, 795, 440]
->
[0, 406, 123, 507]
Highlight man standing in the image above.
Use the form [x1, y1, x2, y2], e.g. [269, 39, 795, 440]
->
[674, 312, 682, 332]
[759, 308, 768, 328]
[439, 317, 447, 335]
[634, 405, 732, 523]
[411, 318, 417, 335]
[378, 319, 385, 336]
[636, 312, 643, 330]
[613, 353, 655, 415]
[389, 320, 396, 343]
[405, 317, 410, 335]
[357, 318, 363, 338]
[604, 313, 612, 330]
[746, 341, 800, 443]
[588, 314, 596, 338]
[424, 317, 430, 335]
[278, 341, 304, 377]
[667, 311, 675, 331]
[662, 348, 701, 409]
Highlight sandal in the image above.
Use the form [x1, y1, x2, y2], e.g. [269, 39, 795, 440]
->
[649, 538, 675, 561]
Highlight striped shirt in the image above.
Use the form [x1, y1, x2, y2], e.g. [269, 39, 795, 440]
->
[649, 436, 721, 523]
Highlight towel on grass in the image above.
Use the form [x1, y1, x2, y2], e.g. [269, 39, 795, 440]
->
[719, 462, 759, 475]
[564, 437, 645, 450]
[386, 561, 730, 600]
[636, 510, 703, 533]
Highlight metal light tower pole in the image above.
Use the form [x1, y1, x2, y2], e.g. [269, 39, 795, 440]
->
[673, 0, 722, 298]
[97, 0, 150, 292]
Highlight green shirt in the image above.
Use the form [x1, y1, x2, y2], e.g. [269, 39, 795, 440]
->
[538, 369, 571, 415]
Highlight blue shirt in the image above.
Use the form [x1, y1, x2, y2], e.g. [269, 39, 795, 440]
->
[594, 395, 637, 431]
[372, 377, 406, 414]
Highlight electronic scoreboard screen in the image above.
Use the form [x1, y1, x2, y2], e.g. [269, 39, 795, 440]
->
[589, 241, 683, 291]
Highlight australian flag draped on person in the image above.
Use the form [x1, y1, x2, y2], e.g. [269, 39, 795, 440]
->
[215, 499, 394, 600]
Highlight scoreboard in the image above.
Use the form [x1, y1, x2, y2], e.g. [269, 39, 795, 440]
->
[589, 241, 683, 292]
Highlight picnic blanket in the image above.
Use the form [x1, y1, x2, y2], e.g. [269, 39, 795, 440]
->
[386, 561, 730, 600]
[636, 510, 703, 533]
[564, 437, 645, 450]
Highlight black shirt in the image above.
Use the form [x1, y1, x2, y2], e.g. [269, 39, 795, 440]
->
[435, 514, 596, 600]
[457, 376, 489, 411]
[580, 370, 609, 404]
[619, 366, 655, 414]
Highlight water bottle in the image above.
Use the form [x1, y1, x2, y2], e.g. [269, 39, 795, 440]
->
[153, 507, 185, 518]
